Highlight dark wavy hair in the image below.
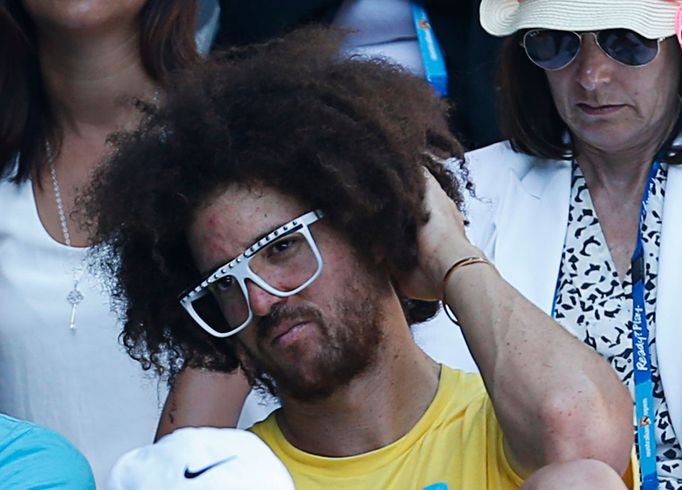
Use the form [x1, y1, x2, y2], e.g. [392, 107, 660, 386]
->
[84, 28, 468, 381]
[0, 0, 201, 181]
[498, 32, 682, 163]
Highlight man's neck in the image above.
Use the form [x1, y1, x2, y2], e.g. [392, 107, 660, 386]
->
[275, 326, 440, 457]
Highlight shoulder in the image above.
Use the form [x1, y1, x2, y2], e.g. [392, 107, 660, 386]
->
[0, 414, 95, 489]
[454, 142, 531, 250]
[437, 366, 489, 415]
[465, 141, 538, 195]
[440, 366, 485, 393]
[460, 141, 538, 220]
[465, 141, 571, 194]
[459, 142, 569, 252]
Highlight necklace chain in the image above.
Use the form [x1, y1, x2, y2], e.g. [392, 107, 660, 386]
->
[48, 147, 72, 247]
[46, 141, 84, 330]
[43, 91, 160, 330]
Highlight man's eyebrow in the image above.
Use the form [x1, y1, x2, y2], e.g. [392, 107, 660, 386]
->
[199, 221, 288, 276]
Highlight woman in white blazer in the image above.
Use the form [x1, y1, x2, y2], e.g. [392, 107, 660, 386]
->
[465, 1, 682, 488]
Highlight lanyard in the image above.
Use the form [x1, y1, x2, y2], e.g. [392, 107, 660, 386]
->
[551, 161, 661, 489]
[411, 3, 448, 97]
[631, 160, 660, 490]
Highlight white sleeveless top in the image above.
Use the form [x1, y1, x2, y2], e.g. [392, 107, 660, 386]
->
[0, 173, 164, 486]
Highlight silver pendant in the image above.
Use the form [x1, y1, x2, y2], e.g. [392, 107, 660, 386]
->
[66, 282, 84, 330]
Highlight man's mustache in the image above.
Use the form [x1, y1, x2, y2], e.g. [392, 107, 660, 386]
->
[256, 303, 324, 340]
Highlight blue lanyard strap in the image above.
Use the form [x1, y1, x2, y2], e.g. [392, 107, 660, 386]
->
[632, 161, 660, 490]
[411, 3, 448, 97]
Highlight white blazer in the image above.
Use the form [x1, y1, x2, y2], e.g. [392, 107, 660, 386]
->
[462, 141, 682, 442]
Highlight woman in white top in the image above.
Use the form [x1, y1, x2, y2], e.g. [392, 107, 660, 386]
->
[0, 0, 231, 484]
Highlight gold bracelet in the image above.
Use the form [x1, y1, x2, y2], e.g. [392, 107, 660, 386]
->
[441, 256, 492, 323]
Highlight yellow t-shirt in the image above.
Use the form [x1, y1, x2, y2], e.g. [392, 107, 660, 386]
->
[250, 366, 524, 490]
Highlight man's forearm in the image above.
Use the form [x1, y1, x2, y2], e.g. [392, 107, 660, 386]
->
[155, 367, 250, 441]
[444, 260, 632, 477]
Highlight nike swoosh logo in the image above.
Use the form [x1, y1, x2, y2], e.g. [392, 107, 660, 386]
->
[184, 456, 237, 479]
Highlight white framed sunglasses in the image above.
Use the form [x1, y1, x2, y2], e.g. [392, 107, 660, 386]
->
[179, 209, 325, 338]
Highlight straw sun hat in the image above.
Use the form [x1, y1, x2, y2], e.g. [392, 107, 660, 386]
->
[480, 0, 682, 40]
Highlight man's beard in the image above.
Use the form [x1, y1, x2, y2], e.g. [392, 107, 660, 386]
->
[238, 282, 385, 402]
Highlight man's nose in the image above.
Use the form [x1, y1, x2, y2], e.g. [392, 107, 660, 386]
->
[574, 34, 613, 91]
[246, 280, 285, 317]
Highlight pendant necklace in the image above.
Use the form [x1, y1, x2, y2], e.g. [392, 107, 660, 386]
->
[46, 142, 85, 331]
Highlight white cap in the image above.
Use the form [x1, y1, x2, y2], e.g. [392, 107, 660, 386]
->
[107, 428, 295, 490]
[480, 0, 682, 40]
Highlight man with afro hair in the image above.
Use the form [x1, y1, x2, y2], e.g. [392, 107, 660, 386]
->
[86, 29, 634, 489]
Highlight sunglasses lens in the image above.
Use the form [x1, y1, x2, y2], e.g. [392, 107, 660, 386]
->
[524, 30, 581, 70]
[598, 29, 660, 66]
[187, 230, 322, 337]
[191, 280, 249, 336]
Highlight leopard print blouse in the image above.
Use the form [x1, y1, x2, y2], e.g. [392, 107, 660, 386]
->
[553, 163, 681, 488]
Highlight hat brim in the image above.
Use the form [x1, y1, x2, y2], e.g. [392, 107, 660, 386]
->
[480, 0, 680, 39]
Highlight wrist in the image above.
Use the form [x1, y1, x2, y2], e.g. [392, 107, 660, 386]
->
[432, 243, 484, 280]
[441, 254, 495, 323]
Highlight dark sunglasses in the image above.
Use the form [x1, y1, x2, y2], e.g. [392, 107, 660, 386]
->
[521, 28, 665, 71]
